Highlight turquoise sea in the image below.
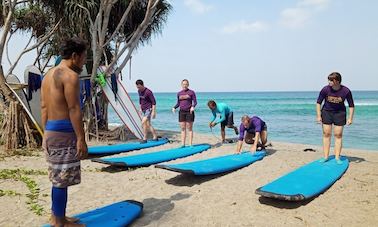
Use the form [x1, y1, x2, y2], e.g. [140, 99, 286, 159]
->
[108, 91, 378, 151]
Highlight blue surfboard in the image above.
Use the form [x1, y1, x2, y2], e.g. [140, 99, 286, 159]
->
[156, 151, 266, 175]
[88, 138, 169, 155]
[92, 144, 211, 167]
[255, 156, 349, 201]
[42, 200, 142, 227]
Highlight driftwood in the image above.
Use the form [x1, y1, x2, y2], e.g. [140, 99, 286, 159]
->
[88, 125, 136, 142]
[0, 101, 38, 152]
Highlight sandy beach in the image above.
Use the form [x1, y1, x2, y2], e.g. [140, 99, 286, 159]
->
[0, 130, 377, 227]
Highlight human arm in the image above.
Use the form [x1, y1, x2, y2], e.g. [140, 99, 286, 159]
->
[209, 110, 217, 127]
[173, 93, 179, 113]
[347, 107, 354, 125]
[235, 140, 243, 154]
[346, 90, 354, 125]
[235, 124, 245, 153]
[40, 81, 47, 130]
[250, 132, 260, 152]
[150, 91, 157, 119]
[190, 91, 197, 113]
[316, 88, 326, 123]
[316, 103, 322, 123]
[63, 74, 87, 159]
[215, 108, 226, 124]
[152, 105, 156, 119]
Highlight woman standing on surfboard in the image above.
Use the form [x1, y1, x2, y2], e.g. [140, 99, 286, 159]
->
[316, 72, 355, 164]
[172, 79, 197, 147]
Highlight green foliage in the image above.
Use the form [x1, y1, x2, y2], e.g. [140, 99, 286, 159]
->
[1, 0, 172, 63]
[13, 4, 50, 37]
[0, 189, 21, 197]
[0, 168, 47, 216]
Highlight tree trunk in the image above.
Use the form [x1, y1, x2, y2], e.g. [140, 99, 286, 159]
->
[0, 66, 14, 101]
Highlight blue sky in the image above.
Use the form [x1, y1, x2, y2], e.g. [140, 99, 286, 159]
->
[5, 0, 378, 92]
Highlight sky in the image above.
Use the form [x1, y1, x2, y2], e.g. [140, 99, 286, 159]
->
[4, 0, 378, 92]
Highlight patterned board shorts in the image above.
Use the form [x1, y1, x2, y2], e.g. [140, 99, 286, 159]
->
[43, 131, 81, 188]
[142, 108, 152, 120]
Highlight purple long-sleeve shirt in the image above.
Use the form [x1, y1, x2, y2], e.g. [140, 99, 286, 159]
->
[173, 89, 197, 111]
[138, 87, 156, 111]
[238, 116, 266, 141]
[317, 85, 354, 112]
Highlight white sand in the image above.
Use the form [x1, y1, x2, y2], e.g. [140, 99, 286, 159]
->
[0, 131, 377, 227]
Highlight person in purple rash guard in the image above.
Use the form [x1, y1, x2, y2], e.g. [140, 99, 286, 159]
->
[172, 79, 197, 147]
[235, 115, 268, 154]
[136, 79, 158, 143]
[316, 72, 355, 164]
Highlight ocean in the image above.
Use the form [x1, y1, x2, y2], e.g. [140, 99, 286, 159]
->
[108, 91, 378, 151]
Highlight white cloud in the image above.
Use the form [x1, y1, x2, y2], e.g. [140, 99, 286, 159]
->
[184, 0, 213, 14]
[279, 0, 331, 29]
[279, 8, 311, 29]
[221, 21, 269, 34]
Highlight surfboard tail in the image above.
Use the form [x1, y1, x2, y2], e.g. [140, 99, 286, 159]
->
[255, 187, 306, 201]
[91, 158, 128, 167]
[155, 164, 195, 175]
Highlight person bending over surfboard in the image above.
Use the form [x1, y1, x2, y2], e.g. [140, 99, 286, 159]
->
[41, 37, 88, 227]
[236, 115, 268, 153]
[207, 100, 239, 143]
[172, 79, 197, 147]
[136, 79, 158, 143]
[316, 72, 354, 164]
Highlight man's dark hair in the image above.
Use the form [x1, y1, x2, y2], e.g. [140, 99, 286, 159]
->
[136, 79, 144, 86]
[182, 79, 189, 83]
[60, 37, 88, 59]
[207, 100, 216, 108]
[328, 72, 342, 83]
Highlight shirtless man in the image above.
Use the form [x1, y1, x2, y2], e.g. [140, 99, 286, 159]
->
[41, 37, 88, 227]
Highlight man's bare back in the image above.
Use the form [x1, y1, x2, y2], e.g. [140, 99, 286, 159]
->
[41, 66, 79, 122]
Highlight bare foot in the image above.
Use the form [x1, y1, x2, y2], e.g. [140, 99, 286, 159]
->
[65, 216, 79, 223]
[50, 214, 81, 226]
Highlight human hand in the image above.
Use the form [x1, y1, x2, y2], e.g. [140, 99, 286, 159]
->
[316, 116, 322, 124]
[76, 139, 88, 160]
[210, 122, 216, 128]
[172, 108, 176, 114]
[347, 118, 353, 125]
[152, 111, 156, 119]
[190, 106, 195, 113]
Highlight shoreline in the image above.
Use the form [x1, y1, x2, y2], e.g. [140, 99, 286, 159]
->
[0, 131, 377, 226]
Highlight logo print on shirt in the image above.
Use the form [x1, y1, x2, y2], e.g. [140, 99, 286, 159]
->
[179, 94, 190, 100]
[327, 96, 343, 104]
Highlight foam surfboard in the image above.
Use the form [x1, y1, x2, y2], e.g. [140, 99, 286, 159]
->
[156, 151, 266, 175]
[88, 138, 169, 155]
[92, 144, 211, 167]
[98, 66, 144, 140]
[42, 200, 143, 227]
[5, 82, 43, 136]
[255, 155, 349, 201]
[24, 65, 42, 128]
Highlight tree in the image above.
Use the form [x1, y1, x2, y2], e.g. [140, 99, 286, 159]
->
[0, 0, 172, 148]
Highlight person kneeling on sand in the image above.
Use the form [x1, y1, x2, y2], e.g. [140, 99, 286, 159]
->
[207, 100, 239, 143]
[235, 115, 268, 154]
